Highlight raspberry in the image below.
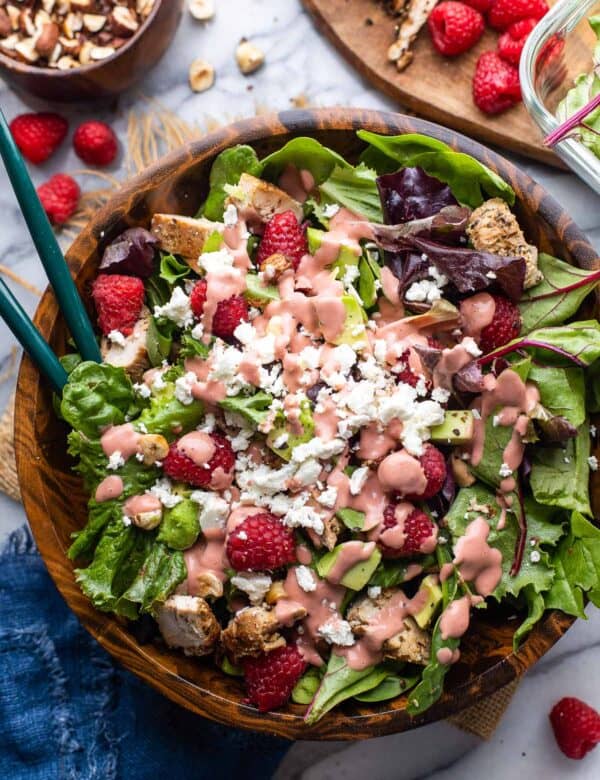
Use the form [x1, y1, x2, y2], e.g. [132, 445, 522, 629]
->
[10, 112, 68, 164]
[227, 513, 296, 571]
[73, 121, 118, 167]
[395, 348, 422, 388]
[379, 505, 436, 558]
[163, 433, 235, 489]
[37, 174, 80, 226]
[91, 274, 145, 336]
[497, 18, 538, 65]
[256, 211, 308, 270]
[243, 644, 306, 712]
[473, 51, 522, 115]
[479, 294, 521, 353]
[190, 279, 208, 319]
[428, 2, 485, 57]
[462, 0, 493, 11]
[211, 295, 249, 340]
[488, 0, 548, 31]
[405, 444, 447, 501]
[550, 697, 600, 760]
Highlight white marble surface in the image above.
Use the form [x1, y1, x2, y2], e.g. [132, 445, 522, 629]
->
[1, 2, 600, 778]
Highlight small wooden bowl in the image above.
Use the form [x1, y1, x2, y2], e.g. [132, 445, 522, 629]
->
[0, 0, 184, 103]
[15, 109, 600, 740]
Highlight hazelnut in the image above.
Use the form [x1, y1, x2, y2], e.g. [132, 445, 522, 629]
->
[35, 22, 59, 58]
[138, 434, 170, 466]
[131, 509, 162, 531]
[63, 12, 82, 39]
[82, 14, 106, 33]
[137, 0, 155, 17]
[59, 35, 80, 55]
[56, 54, 78, 70]
[6, 6, 21, 33]
[89, 45, 116, 61]
[235, 40, 264, 75]
[0, 9, 11, 38]
[70, 0, 94, 10]
[259, 252, 292, 282]
[78, 39, 94, 64]
[188, 0, 215, 21]
[193, 572, 224, 600]
[265, 581, 287, 605]
[188, 57, 214, 93]
[110, 6, 139, 38]
[19, 10, 36, 37]
[42, 0, 57, 14]
[450, 452, 476, 488]
[15, 38, 40, 63]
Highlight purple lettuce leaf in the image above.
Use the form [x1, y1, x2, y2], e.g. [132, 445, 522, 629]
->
[533, 415, 578, 445]
[99, 227, 158, 278]
[453, 360, 486, 393]
[377, 167, 459, 222]
[371, 206, 471, 250]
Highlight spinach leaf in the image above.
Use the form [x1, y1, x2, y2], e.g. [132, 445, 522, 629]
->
[354, 673, 419, 703]
[146, 315, 177, 366]
[530, 422, 592, 516]
[319, 164, 383, 222]
[201, 145, 262, 221]
[138, 383, 205, 439]
[304, 653, 387, 724]
[219, 391, 273, 427]
[512, 584, 546, 649]
[61, 362, 139, 439]
[471, 417, 513, 489]
[336, 508, 365, 531]
[482, 321, 600, 368]
[369, 556, 435, 588]
[159, 253, 191, 285]
[260, 137, 351, 185]
[527, 365, 586, 427]
[357, 131, 515, 208]
[179, 333, 211, 360]
[292, 667, 322, 704]
[519, 254, 600, 333]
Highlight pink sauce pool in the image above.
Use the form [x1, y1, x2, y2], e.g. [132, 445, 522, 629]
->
[377, 449, 427, 496]
[439, 595, 472, 640]
[460, 293, 496, 338]
[325, 541, 376, 584]
[95, 475, 124, 503]
[123, 494, 162, 517]
[184, 527, 228, 592]
[100, 423, 141, 460]
[453, 516, 502, 597]
[177, 431, 216, 466]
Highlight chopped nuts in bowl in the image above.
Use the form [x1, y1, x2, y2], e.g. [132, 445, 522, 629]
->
[0, 0, 185, 103]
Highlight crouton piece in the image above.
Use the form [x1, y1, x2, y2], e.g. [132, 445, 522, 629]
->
[467, 198, 543, 289]
[220, 606, 285, 662]
[227, 173, 303, 224]
[347, 589, 431, 665]
[100, 307, 150, 382]
[156, 595, 220, 657]
[151, 213, 225, 265]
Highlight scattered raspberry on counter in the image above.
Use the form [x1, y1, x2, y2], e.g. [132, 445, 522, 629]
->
[91, 273, 145, 336]
[488, 0, 549, 32]
[227, 513, 297, 571]
[479, 294, 521, 353]
[550, 697, 600, 760]
[428, 1, 485, 57]
[473, 51, 522, 115]
[37, 173, 80, 226]
[406, 444, 447, 501]
[243, 644, 306, 712]
[73, 120, 118, 167]
[10, 112, 68, 164]
[497, 17, 538, 64]
[256, 210, 308, 270]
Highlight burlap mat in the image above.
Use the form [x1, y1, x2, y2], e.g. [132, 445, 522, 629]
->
[0, 103, 520, 740]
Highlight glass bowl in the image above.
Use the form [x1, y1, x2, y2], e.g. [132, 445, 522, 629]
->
[521, 0, 600, 193]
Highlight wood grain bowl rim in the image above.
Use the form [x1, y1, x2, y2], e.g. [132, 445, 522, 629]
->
[0, 0, 174, 79]
[15, 108, 596, 740]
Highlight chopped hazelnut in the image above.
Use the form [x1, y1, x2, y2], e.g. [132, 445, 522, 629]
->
[188, 0, 215, 21]
[188, 57, 215, 93]
[82, 14, 106, 34]
[236, 40, 265, 75]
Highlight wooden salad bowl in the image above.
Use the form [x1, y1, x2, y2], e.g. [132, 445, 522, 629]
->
[0, 0, 184, 103]
[14, 109, 600, 740]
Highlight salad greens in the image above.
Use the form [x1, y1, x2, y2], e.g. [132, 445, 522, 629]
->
[60, 129, 599, 726]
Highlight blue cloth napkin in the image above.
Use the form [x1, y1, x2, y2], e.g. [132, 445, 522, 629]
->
[0, 525, 288, 780]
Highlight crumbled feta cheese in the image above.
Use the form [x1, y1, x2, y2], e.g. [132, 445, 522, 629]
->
[322, 203, 340, 219]
[294, 459, 323, 486]
[223, 203, 238, 227]
[197, 413, 216, 434]
[107, 451, 125, 470]
[198, 249, 234, 274]
[238, 531, 248, 541]
[342, 264, 360, 288]
[349, 466, 369, 496]
[330, 344, 357, 373]
[190, 490, 229, 530]
[428, 265, 448, 288]
[135, 452, 145, 462]
[133, 382, 151, 399]
[530, 551, 541, 564]
[471, 408, 481, 420]
[462, 337, 482, 358]
[291, 438, 345, 463]
[231, 430, 252, 452]
[152, 371, 167, 392]
[431, 387, 451, 404]
[486, 271, 497, 279]
[283, 505, 324, 535]
[317, 486, 338, 508]
[191, 322, 204, 341]
[231, 572, 272, 604]
[122, 516, 132, 527]
[367, 586, 382, 599]
[233, 321, 256, 345]
[492, 415, 500, 427]
[295, 565, 317, 593]
[150, 478, 183, 508]
[153, 286, 194, 328]
[318, 617, 355, 647]
[499, 462, 513, 478]
[591, 425, 597, 437]
[175, 371, 197, 406]
[107, 329, 126, 347]
[298, 345, 321, 370]
[588, 455, 599, 472]
[272, 433, 289, 449]
[405, 278, 442, 304]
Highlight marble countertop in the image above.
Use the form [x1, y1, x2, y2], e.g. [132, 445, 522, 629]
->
[1, 2, 599, 778]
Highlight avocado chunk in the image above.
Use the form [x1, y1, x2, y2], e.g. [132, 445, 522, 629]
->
[307, 227, 360, 271]
[157, 499, 200, 550]
[266, 398, 314, 461]
[317, 542, 382, 591]
[414, 574, 443, 629]
[331, 294, 368, 348]
[245, 272, 280, 304]
[430, 410, 474, 446]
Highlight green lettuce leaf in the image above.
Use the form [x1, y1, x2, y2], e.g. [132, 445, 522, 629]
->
[159, 253, 190, 284]
[178, 332, 211, 360]
[61, 362, 140, 439]
[530, 422, 592, 515]
[512, 584, 546, 649]
[219, 390, 273, 427]
[266, 398, 314, 460]
[519, 254, 600, 333]
[292, 667, 322, 704]
[118, 541, 186, 615]
[527, 365, 586, 427]
[471, 417, 513, 489]
[68, 499, 121, 561]
[260, 137, 351, 185]
[319, 164, 383, 222]
[485, 321, 600, 368]
[138, 383, 205, 439]
[356, 130, 515, 208]
[201, 145, 262, 221]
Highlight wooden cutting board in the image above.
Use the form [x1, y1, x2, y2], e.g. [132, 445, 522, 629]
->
[301, 0, 588, 167]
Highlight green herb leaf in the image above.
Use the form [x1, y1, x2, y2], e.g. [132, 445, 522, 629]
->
[319, 164, 383, 222]
[201, 145, 262, 221]
[219, 391, 273, 427]
[138, 383, 205, 439]
[336, 508, 365, 531]
[260, 137, 351, 185]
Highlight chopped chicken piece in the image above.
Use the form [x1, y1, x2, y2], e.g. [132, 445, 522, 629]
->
[220, 606, 285, 662]
[156, 594, 220, 657]
[100, 307, 150, 382]
[226, 173, 303, 224]
[467, 198, 543, 289]
[347, 588, 431, 665]
[388, 0, 439, 71]
[151, 213, 225, 267]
